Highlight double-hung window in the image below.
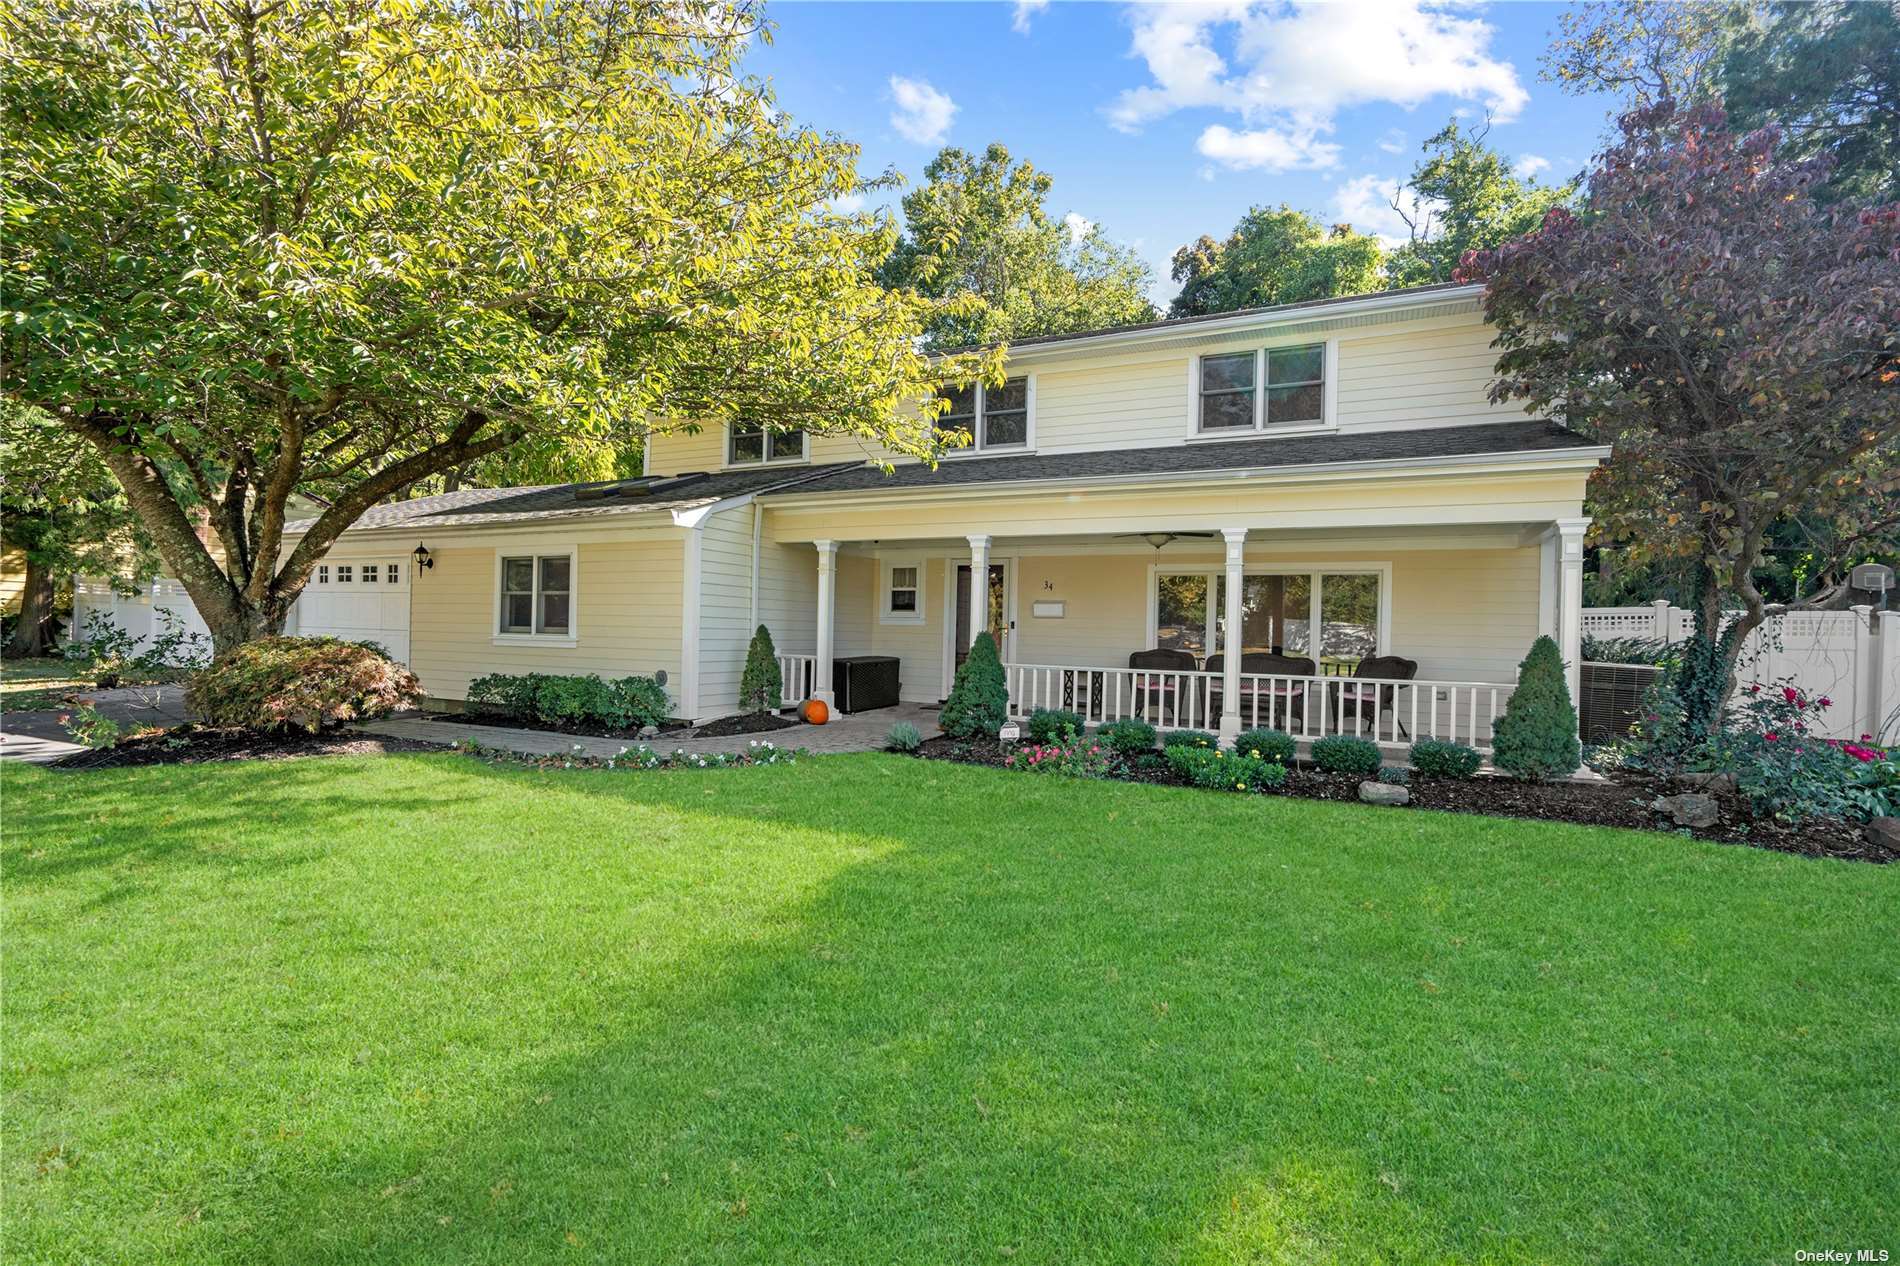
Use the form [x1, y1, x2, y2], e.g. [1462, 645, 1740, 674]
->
[1196, 341, 1329, 433]
[728, 421, 806, 466]
[935, 377, 1031, 453]
[499, 554, 572, 637]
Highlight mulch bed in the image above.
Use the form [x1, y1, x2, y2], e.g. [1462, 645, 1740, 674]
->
[689, 710, 801, 739]
[51, 726, 449, 771]
[418, 710, 696, 741]
[914, 736, 1893, 864]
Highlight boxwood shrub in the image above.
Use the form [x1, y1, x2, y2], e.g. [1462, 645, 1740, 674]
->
[1311, 734, 1383, 775]
[1164, 744, 1288, 793]
[186, 637, 422, 732]
[465, 671, 669, 730]
[1097, 717, 1157, 757]
[1410, 737, 1482, 779]
[1235, 727, 1296, 764]
[1027, 708, 1086, 744]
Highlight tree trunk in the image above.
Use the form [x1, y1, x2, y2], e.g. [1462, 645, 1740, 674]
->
[205, 600, 291, 659]
[4, 557, 57, 658]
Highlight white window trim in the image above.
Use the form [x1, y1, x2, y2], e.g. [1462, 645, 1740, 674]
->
[491, 546, 580, 647]
[1143, 560, 1392, 660]
[880, 556, 926, 626]
[939, 373, 1036, 457]
[1186, 337, 1338, 441]
[723, 422, 810, 470]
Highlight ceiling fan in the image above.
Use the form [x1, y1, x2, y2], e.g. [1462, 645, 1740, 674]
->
[1114, 531, 1219, 550]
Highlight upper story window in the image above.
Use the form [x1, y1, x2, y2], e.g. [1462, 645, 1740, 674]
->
[936, 376, 1032, 454]
[1196, 342, 1328, 434]
[728, 421, 806, 466]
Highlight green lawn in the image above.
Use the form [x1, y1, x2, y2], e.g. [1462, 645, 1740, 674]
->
[4, 754, 1896, 1264]
[0, 657, 94, 711]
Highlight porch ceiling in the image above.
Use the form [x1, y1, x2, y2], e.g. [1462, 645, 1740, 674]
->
[831, 522, 1552, 556]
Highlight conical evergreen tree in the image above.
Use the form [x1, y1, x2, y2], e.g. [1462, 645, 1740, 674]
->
[1492, 635, 1581, 778]
[738, 624, 783, 713]
[939, 631, 1010, 739]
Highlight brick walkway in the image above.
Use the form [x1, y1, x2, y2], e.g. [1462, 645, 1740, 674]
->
[353, 701, 942, 760]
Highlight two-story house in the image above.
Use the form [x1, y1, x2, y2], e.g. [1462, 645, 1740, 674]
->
[216, 281, 1608, 749]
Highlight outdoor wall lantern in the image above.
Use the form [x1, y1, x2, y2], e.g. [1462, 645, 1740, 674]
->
[413, 543, 433, 571]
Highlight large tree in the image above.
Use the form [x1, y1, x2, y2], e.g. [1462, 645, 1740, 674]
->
[879, 143, 1156, 350]
[1383, 121, 1576, 288]
[1458, 102, 1900, 733]
[1167, 207, 1383, 319]
[1, 1, 990, 652]
[1541, 0, 1755, 108]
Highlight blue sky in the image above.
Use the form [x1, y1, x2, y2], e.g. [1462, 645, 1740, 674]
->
[747, 1, 1624, 305]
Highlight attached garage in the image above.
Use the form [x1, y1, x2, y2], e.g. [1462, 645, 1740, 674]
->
[291, 558, 412, 663]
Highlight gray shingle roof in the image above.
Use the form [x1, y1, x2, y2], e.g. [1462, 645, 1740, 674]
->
[290, 463, 855, 534]
[768, 421, 1602, 498]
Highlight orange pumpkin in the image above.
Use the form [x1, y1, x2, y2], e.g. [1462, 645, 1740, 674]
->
[801, 698, 830, 725]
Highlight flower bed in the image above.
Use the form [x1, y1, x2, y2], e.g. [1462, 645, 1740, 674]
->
[913, 734, 1894, 863]
[452, 737, 803, 772]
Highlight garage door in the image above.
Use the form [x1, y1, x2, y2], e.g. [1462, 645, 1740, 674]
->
[293, 559, 411, 663]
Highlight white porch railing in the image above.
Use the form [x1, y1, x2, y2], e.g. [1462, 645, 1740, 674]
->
[1004, 662, 1510, 752]
[777, 653, 817, 708]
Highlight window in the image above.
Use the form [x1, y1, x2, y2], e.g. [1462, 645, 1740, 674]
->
[1153, 568, 1381, 670]
[935, 377, 1032, 453]
[336, 564, 353, 583]
[362, 564, 379, 583]
[317, 565, 329, 584]
[882, 560, 925, 624]
[386, 564, 401, 584]
[728, 421, 806, 465]
[1196, 342, 1328, 433]
[499, 555, 572, 636]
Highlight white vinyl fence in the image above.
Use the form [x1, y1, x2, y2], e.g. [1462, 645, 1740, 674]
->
[70, 578, 213, 664]
[1584, 601, 1900, 742]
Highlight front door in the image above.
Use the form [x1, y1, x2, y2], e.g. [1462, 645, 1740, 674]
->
[954, 562, 1009, 669]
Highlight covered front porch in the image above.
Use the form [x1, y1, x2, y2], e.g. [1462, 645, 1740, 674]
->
[765, 518, 1589, 753]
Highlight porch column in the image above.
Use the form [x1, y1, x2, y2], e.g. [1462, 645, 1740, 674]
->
[1556, 517, 1589, 715]
[1219, 527, 1246, 745]
[812, 539, 838, 706]
[966, 534, 991, 648]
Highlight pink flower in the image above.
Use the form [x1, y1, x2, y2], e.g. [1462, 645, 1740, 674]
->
[1749, 684, 1762, 694]
[1764, 732, 1779, 743]
[1783, 686, 1799, 704]
[1818, 697, 1832, 709]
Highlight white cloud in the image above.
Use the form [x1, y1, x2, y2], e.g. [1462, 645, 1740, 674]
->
[1107, 2, 1528, 171]
[1012, 0, 1049, 34]
[888, 76, 957, 145]
[1332, 173, 1441, 248]
[1378, 128, 1408, 155]
[1197, 123, 1340, 172]
[1514, 153, 1550, 179]
[830, 192, 868, 214]
[1062, 211, 1095, 243]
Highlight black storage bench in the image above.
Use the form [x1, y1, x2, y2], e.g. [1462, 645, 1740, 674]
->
[832, 656, 901, 714]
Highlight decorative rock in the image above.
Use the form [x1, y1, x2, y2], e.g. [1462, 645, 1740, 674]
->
[1359, 780, 1410, 806]
[637, 725, 660, 740]
[1679, 770, 1738, 795]
[1866, 816, 1900, 852]
[1651, 792, 1719, 828]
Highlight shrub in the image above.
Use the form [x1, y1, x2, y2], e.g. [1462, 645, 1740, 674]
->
[1581, 633, 1674, 666]
[1312, 734, 1382, 775]
[1842, 749, 1900, 822]
[1097, 717, 1157, 757]
[60, 701, 123, 749]
[1027, 708, 1085, 744]
[1709, 681, 1857, 822]
[1003, 726, 1113, 778]
[1164, 744, 1287, 793]
[939, 631, 1009, 739]
[739, 624, 783, 713]
[468, 671, 543, 717]
[1235, 727, 1296, 764]
[609, 676, 671, 730]
[1492, 636, 1581, 779]
[1161, 729, 1217, 750]
[534, 674, 603, 724]
[464, 672, 668, 730]
[1410, 738, 1482, 779]
[1378, 764, 1411, 786]
[1131, 751, 1170, 775]
[886, 720, 923, 753]
[185, 637, 422, 732]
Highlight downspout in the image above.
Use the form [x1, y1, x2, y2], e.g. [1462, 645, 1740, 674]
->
[749, 502, 762, 631]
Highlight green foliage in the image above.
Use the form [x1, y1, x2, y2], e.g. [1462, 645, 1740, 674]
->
[1168, 207, 1383, 318]
[1706, 682, 1860, 823]
[1164, 745, 1288, 793]
[1003, 727, 1113, 779]
[1580, 634, 1674, 666]
[1161, 729, 1217, 750]
[185, 637, 422, 732]
[465, 672, 669, 731]
[1378, 765, 1412, 787]
[1097, 718, 1157, 757]
[1409, 739, 1482, 780]
[885, 721, 924, 753]
[1842, 752, 1900, 823]
[63, 611, 209, 687]
[939, 632, 1010, 740]
[1311, 735, 1384, 776]
[2, 1, 996, 651]
[1491, 638, 1582, 780]
[739, 625, 784, 714]
[1382, 121, 1575, 288]
[1235, 727, 1297, 765]
[59, 702, 124, 750]
[1027, 709, 1085, 744]
[879, 143, 1156, 349]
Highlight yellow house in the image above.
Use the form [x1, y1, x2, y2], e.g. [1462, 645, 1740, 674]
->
[247, 281, 1606, 750]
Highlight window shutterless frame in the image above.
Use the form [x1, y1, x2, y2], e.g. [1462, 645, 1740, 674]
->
[881, 558, 925, 625]
[934, 375, 1034, 454]
[493, 547, 580, 645]
[726, 421, 809, 467]
[1191, 338, 1337, 435]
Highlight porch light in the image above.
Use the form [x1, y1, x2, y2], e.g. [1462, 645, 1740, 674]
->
[1142, 532, 1176, 550]
[413, 543, 433, 571]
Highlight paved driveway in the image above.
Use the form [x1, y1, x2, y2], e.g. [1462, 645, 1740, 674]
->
[0, 684, 188, 764]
